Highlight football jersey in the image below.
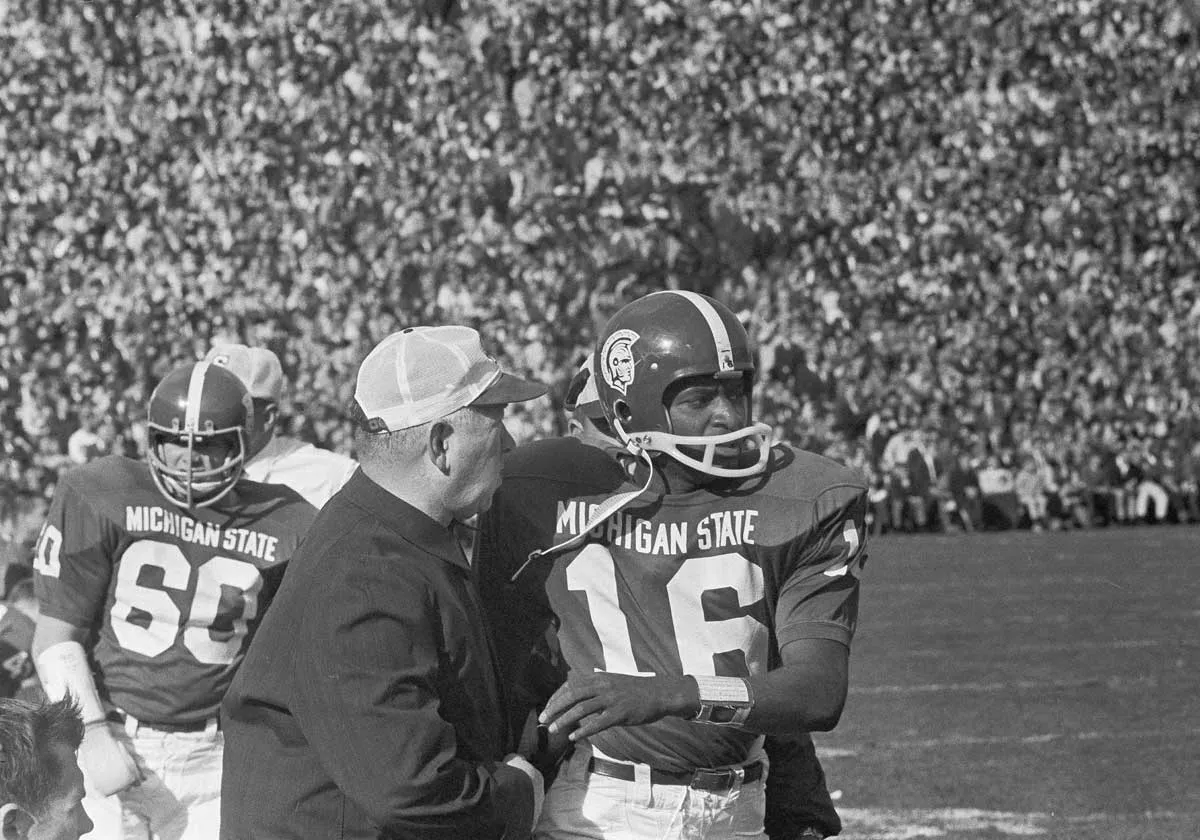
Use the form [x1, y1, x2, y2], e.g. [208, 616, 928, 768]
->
[0, 604, 35, 699]
[243, 435, 358, 510]
[480, 437, 868, 773]
[34, 455, 318, 724]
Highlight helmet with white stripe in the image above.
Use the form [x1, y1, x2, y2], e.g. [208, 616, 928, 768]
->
[146, 362, 253, 508]
[592, 291, 772, 478]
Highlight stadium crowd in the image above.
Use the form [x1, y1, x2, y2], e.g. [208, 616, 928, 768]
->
[2, 0, 1199, 544]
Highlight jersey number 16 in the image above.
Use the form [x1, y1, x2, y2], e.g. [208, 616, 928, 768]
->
[566, 545, 769, 677]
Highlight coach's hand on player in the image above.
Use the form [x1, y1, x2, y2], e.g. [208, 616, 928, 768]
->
[79, 721, 143, 796]
[539, 672, 698, 742]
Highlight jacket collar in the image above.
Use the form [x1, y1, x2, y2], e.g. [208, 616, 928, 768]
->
[340, 470, 469, 570]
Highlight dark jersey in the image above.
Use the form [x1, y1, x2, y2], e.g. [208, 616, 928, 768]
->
[0, 604, 35, 699]
[480, 437, 868, 773]
[34, 456, 317, 724]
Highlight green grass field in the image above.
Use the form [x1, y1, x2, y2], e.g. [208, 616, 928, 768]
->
[819, 525, 1200, 839]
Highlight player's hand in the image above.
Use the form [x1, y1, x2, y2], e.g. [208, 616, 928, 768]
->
[538, 672, 696, 742]
[79, 722, 142, 796]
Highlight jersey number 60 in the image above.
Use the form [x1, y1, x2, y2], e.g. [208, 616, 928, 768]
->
[110, 539, 262, 666]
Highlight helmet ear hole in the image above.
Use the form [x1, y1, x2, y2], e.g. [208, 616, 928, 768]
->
[612, 399, 633, 425]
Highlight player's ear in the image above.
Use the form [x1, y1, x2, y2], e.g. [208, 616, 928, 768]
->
[0, 803, 35, 840]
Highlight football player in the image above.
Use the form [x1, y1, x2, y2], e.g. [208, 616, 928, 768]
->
[30, 361, 318, 840]
[479, 291, 867, 839]
[0, 564, 38, 701]
[557, 358, 842, 840]
[203, 343, 358, 509]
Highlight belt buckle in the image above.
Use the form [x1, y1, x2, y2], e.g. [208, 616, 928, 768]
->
[691, 766, 737, 791]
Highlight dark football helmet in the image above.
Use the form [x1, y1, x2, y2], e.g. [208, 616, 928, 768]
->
[146, 361, 253, 508]
[592, 291, 771, 478]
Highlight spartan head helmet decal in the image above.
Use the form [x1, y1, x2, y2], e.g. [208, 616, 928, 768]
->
[600, 329, 639, 396]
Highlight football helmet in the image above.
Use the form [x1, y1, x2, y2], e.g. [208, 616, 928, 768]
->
[592, 290, 771, 478]
[146, 361, 253, 508]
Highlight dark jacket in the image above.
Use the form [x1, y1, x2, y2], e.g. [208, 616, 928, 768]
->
[220, 470, 531, 839]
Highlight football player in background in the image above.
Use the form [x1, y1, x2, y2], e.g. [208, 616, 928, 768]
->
[480, 291, 867, 839]
[30, 361, 318, 839]
[204, 343, 358, 508]
[0, 563, 39, 701]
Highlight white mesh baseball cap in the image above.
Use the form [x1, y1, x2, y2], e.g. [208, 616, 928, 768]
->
[355, 326, 547, 432]
[204, 344, 284, 402]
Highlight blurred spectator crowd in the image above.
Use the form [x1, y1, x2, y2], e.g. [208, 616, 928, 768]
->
[2, 0, 1198, 543]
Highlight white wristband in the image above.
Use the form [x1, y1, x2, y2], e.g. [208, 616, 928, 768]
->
[35, 641, 106, 725]
[690, 676, 754, 727]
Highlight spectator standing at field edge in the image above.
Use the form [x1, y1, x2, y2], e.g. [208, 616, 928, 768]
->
[220, 326, 550, 839]
[204, 343, 359, 508]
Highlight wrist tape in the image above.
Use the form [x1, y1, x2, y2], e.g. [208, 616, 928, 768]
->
[35, 641, 107, 726]
[691, 675, 754, 726]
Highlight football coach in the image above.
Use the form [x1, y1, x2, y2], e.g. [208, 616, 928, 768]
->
[220, 326, 548, 839]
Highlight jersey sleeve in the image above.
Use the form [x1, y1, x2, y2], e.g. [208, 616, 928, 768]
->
[477, 489, 528, 588]
[33, 470, 121, 630]
[773, 484, 868, 651]
[477, 482, 562, 734]
[253, 497, 318, 615]
[477, 472, 570, 600]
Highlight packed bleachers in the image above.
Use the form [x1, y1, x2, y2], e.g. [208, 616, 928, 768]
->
[2, 0, 1198, 539]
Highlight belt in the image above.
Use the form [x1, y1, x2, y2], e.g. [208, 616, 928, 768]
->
[105, 710, 220, 734]
[587, 756, 763, 792]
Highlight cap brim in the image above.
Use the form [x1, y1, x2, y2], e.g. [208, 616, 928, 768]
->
[471, 372, 548, 406]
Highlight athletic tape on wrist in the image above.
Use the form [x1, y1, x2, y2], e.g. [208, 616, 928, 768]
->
[691, 675, 754, 726]
[35, 641, 107, 725]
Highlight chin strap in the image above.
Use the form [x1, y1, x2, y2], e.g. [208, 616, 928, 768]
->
[508, 420, 770, 581]
[509, 446, 656, 582]
[616, 417, 773, 480]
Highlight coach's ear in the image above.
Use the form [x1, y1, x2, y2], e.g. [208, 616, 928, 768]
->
[428, 419, 453, 474]
[0, 803, 35, 840]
